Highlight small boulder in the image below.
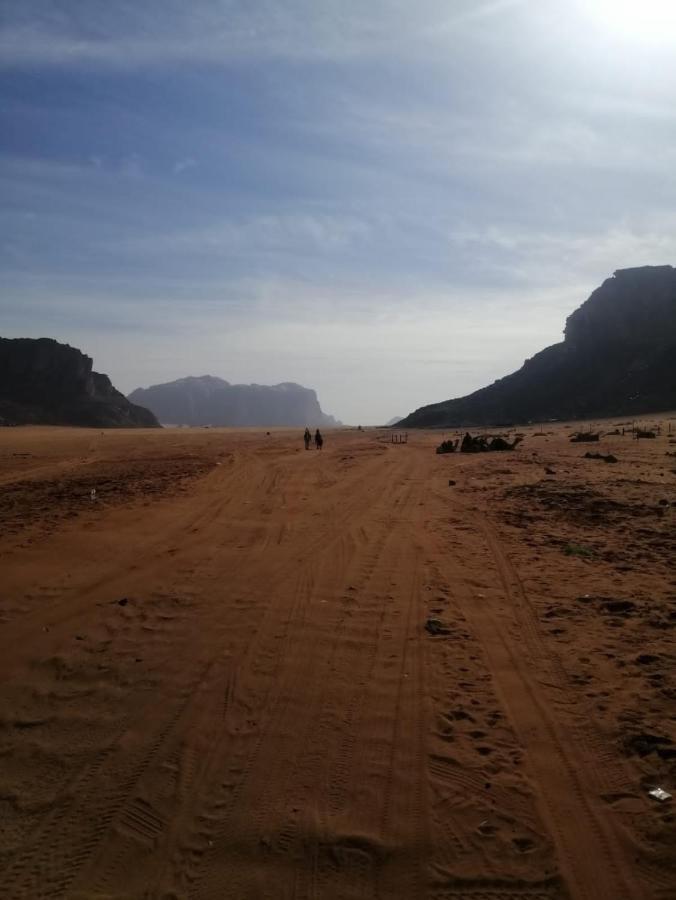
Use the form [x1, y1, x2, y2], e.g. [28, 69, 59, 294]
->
[425, 618, 451, 636]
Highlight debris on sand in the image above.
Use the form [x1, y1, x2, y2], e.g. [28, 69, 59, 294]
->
[583, 452, 618, 463]
[648, 787, 672, 802]
[425, 617, 451, 636]
[570, 432, 600, 443]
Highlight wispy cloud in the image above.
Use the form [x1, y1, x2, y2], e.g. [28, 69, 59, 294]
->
[446, 218, 676, 288]
[0, 2, 471, 69]
[173, 157, 197, 175]
[110, 212, 373, 257]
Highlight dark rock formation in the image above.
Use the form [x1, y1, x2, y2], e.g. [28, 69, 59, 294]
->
[400, 266, 676, 428]
[0, 338, 159, 427]
[128, 375, 340, 427]
[584, 452, 618, 463]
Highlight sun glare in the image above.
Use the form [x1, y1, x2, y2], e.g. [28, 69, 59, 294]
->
[587, 0, 676, 42]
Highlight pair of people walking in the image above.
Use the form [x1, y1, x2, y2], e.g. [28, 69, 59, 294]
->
[304, 427, 323, 450]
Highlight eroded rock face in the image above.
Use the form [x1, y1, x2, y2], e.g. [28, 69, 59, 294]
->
[565, 266, 676, 351]
[0, 338, 159, 427]
[400, 266, 676, 428]
[128, 375, 340, 427]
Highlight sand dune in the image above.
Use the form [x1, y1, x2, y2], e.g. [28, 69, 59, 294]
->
[0, 421, 674, 899]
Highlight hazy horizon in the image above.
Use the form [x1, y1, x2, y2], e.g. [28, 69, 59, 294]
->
[2, 1, 676, 424]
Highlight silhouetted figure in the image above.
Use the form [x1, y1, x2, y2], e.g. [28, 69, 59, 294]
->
[314, 428, 323, 450]
[304, 427, 311, 450]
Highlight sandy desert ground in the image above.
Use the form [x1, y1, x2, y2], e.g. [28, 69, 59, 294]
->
[0, 418, 674, 900]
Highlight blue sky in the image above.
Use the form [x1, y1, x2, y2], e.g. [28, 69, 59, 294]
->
[2, 1, 675, 423]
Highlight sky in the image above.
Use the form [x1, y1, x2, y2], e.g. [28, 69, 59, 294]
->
[2, 1, 676, 424]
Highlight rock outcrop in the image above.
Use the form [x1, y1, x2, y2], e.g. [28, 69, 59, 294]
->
[400, 266, 676, 428]
[0, 338, 159, 427]
[128, 376, 340, 427]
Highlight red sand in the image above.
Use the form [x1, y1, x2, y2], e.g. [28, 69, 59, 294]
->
[0, 420, 674, 899]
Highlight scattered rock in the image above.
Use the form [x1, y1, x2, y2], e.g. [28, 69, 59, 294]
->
[584, 451, 618, 463]
[425, 618, 451, 636]
[450, 709, 474, 721]
[623, 732, 673, 758]
[564, 543, 595, 558]
[601, 599, 636, 615]
[117, 597, 129, 606]
[513, 837, 535, 853]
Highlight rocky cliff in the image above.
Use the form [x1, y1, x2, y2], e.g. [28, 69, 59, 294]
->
[400, 266, 676, 428]
[0, 338, 159, 427]
[128, 376, 340, 427]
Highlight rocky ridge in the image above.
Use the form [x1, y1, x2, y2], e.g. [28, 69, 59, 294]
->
[400, 266, 676, 428]
[0, 338, 159, 427]
[128, 375, 340, 427]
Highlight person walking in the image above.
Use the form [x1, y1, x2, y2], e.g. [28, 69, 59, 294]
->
[314, 428, 323, 450]
[304, 427, 311, 450]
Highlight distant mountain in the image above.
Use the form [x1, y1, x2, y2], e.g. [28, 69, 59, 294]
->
[128, 376, 341, 427]
[385, 416, 403, 426]
[400, 266, 676, 428]
[0, 338, 159, 427]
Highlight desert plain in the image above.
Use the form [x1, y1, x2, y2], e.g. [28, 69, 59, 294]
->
[0, 419, 674, 900]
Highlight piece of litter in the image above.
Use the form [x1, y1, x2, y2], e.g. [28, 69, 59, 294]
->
[648, 787, 671, 802]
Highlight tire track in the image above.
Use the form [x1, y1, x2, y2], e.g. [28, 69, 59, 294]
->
[455, 509, 644, 900]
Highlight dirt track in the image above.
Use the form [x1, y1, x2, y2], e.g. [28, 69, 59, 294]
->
[0, 423, 674, 899]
